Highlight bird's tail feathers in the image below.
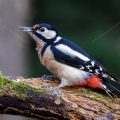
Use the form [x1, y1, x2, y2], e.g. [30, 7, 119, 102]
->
[106, 72, 119, 82]
[102, 79, 120, 97]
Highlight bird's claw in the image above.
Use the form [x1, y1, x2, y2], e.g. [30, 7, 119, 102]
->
[41, 75, 59, 81]
[42, 85, 61, 96]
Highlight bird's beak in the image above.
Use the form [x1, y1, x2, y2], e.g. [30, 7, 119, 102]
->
[19, 26, 33, 32]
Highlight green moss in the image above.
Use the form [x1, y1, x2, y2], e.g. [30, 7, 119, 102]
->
[0, 76, 9, 88]
[0, 75, 51, 100]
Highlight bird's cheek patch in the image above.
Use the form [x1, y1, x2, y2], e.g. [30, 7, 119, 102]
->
[36, 29, 56, 39]
[42, 30, 56, 39]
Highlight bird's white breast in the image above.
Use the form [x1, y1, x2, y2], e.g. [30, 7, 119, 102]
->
[41, 46, 91, 86]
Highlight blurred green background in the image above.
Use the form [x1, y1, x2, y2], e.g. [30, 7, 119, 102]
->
[27, 0, 120, 79]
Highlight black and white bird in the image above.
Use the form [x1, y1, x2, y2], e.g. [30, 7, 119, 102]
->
[20, 23, 120, 97]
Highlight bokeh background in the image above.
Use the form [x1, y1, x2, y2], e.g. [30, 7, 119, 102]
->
[0, 0, 120, 120]
[28, 0, 120, 78]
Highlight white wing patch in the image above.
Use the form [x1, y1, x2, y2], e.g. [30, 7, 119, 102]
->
[91, 61, 95, 66]
[55, 44, 90, 62]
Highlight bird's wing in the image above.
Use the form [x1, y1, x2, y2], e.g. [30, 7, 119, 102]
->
[51, 39, 117, 81]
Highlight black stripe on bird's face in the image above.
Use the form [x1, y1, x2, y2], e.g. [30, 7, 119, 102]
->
[20, 23, 59, 44]
[32, 23, 58, 43]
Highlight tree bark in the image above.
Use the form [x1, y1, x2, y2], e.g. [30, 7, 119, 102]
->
[0, 75, 120, 120]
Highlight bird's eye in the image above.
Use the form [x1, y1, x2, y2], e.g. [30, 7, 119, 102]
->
[40, 27, 45, 32]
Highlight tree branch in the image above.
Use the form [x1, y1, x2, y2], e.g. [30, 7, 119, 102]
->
[0, 75, 120, 120]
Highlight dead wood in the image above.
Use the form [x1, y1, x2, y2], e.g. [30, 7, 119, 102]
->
[0, 75, 120, 120]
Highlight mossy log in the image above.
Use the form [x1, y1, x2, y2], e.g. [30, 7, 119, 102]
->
[0, 75, 120, 120]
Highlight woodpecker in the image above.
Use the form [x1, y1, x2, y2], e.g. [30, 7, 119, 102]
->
[20, 23, 120, 97]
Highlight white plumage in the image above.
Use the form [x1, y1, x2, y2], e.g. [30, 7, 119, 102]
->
[55, 44, 90, 62]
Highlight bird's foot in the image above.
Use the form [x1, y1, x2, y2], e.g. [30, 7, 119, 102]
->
[42, 85, 61, 96]
[41, 74, 59, 82]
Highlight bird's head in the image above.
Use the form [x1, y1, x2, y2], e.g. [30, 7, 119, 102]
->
[20, 23, 59, 44]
